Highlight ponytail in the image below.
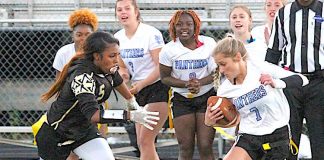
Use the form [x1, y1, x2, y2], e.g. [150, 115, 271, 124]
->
[41, 53, 84, 102]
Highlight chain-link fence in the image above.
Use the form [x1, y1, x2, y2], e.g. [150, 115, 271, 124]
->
[0, 0, 285, 142]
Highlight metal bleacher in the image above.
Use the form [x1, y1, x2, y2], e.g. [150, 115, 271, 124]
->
[0, 0, 269, 28]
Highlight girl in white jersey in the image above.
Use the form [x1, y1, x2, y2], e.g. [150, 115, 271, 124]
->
[114, 0, 169, 159]
[53, 8, 98, 79]
[251, 0, 287, 45]
[159, 10, 216, 159]
[217, 5, 270, 146]
[229, 5, 268, 62]
[205, 37, 309, 160]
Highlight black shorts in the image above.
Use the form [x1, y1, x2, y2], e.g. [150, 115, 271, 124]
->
[134, 80, 169, 106]
[235, 125, 290, 160]
[171, 89, 216, 118]
[36, 123, 100, 160]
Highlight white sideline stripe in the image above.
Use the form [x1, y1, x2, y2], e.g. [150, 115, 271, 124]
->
[0, 126, 175, 134]
[112, 141, 178, 154]
[0, 138, 37, 148]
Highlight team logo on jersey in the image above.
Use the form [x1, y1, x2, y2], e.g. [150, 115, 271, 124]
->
[120, 48, 144, 58]
[71, 73, 95, 96]
[233, 85, 267, 110]
[175, 59, 208, 70]
[154, 35, 163, 44]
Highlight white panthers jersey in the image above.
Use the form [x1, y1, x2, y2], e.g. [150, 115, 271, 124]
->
[245, 37, 268, 62]
[251, 24, 270, 46]
[217, 61, 306, 135]
[53, 43, 76, 71]
[159, 35, 217, 98]
[114, 23, 164, 82]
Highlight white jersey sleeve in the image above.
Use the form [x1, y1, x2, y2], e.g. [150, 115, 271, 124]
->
[53, 43, 76, 71]
[251, 24, 269, 44]
[148, 27, 165, 51]
[255, 61, 309, 86]
[245, 38, 268, 62]
[207, 40, 217, 74]
[159, 42, 173, 67]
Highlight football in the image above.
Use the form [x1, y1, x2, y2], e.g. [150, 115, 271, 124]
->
[207, 96, 239, 127]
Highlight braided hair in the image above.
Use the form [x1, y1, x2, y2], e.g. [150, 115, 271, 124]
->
[169, 10, 201, 42]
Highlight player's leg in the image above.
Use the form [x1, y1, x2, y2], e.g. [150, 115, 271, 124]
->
[173, 113, 196, 159]
[137, 102, 168, 160]
[134, 81, 169, 160]
[196, 112, 215, 160]
[73, 137, 115, 160]
[195, 89, 217, 159]
[223, 146, 252, 160]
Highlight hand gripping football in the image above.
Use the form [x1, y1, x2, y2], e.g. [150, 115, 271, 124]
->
[207, 96, 239, 127]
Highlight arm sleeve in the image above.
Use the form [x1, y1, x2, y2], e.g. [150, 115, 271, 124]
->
[71, 72, 99, 120]
[266, 9, 285, 64]
[262, 62, 309, 88]
[159, 46, 172, 67]
[53, 48, 64, 71]
[207, 38, 217, 74]
[111, 71, 123, 87]
[265, 48, 282, 64]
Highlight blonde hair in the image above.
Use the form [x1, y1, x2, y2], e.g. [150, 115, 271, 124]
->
[68, 8, 98, 31]
[212, 37, 247, 90]
[265, 0, 288, 6]
[282, 0, 288, 5]
[213, 37, 247, 59]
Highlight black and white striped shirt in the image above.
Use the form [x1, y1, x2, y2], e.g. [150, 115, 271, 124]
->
[266, 0, 324, 73]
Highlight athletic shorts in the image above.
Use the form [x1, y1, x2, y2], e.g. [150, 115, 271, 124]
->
[135, 80, 169, 106]
[36, 123, 100, 160]
[171, 89, 216, 118]
[235, 125, 290, 160]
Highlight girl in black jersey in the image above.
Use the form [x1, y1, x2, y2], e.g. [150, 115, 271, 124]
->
[36, 31, 159, 160]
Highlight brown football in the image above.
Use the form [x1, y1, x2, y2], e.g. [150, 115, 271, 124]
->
[207, 96, 239, 127]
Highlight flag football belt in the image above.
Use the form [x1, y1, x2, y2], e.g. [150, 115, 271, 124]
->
[261, 138, 298, 155]
[262, 139, 289, 152]
[31, 113, 48, 145]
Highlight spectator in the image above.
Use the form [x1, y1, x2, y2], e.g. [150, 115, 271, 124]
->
[251, 0, 287, 45]
[114, 0, 169, 159]
[229, 5, 268, 62]
[53, 8, 98, 79]
[159, 10, 217, 160]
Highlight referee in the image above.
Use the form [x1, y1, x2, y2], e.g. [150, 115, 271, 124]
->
[265, 0, 324, 159]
